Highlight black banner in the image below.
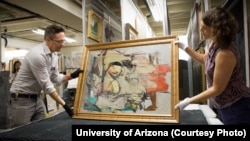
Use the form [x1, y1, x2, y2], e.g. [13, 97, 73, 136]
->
[72, 125, 250, 140]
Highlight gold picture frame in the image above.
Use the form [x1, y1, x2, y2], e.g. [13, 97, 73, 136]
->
[87, 10, 103, 42]
[73, 36, 179, 123]
[125, 23, 138, 40]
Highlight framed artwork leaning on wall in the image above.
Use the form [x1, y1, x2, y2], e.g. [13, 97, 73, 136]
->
[87, 10, 103, 42]
[125, 23, 138, 40]
[73, 36, 179, 123]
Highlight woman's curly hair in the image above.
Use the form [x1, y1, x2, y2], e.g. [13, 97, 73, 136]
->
[202, 6, 239, 49]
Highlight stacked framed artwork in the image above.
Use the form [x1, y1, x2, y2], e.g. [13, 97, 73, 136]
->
[73, 36, 179, 123]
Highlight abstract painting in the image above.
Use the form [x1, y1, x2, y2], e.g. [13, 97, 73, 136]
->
[73, 36, 179, 123]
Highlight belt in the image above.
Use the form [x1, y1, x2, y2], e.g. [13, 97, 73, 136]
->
[11, 93, 39, 99]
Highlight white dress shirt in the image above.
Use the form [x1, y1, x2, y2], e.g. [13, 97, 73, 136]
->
[10, 42, 63, 94]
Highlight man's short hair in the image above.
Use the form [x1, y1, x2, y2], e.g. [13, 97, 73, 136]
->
[44, 25, 65, 39]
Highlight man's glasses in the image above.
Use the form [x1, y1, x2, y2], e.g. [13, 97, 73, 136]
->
[52, 39, 66, 44]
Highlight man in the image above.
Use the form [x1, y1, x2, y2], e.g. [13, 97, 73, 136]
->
[9, 25, 83, 128]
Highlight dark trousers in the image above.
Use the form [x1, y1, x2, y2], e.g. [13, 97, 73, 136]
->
[217, 97, 250, 125]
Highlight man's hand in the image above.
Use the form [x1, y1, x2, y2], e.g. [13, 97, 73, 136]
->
[174, 97, 190, 111]
[63, 103, 73, 117]
[70, 68, 83, 79]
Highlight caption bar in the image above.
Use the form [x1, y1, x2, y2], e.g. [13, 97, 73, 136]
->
[72, 125, 249, 139]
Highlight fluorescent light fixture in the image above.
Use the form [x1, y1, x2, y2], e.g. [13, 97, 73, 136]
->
[32, 28, 76, 43]
[146, 0, 164, 22]
[65, 37, 76, 43]
[32, 29, 45, 35]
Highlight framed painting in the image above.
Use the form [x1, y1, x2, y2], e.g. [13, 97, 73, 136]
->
[87, 10, 103, 42]
[125, 23, 138, 40]
[73, 36, 179, 123]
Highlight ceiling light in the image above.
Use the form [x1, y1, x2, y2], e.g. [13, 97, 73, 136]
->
[32, 29, 45, 35]
[32, 29, 76, 43]
[65, 37, 76, 43]
[146, 0, 164, 22]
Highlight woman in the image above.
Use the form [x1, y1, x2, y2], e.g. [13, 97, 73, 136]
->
[1, 62, 6, 71]
[175, 6, 250, 124]
[9, 60, 21, 83]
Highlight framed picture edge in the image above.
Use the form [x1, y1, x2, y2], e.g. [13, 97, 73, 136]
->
[125, 23, 138, 40]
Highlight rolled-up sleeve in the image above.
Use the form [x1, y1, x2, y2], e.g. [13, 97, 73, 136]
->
[27, 51, 55, 94]
[50, 60, 64, 86]
[28, 43, 65, 94]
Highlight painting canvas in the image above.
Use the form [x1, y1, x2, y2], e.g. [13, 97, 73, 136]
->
[73, 36, 179, 123]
